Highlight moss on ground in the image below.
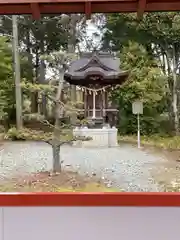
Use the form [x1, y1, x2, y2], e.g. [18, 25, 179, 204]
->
[118, 134, 180, 150]
[0, 171, 119, 192]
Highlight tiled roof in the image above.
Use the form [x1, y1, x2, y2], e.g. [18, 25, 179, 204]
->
[64, 51, 129, 86]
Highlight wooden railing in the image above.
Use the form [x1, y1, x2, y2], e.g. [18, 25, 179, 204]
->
[86, 109, 103, 118]
[0, 192, 179, 240]
[0, 1, 179, 17]
[0, 193, 179, 206]
[85, 108, 118, 118]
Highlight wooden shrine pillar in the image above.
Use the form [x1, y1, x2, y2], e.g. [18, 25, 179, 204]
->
[84, 91, 87, 118]
[92, 90, 96, 119]
[102, 91, 106, 118]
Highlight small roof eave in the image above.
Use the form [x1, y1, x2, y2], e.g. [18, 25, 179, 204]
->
[64, 76, 128, 87]
[64, 70, 129, 80]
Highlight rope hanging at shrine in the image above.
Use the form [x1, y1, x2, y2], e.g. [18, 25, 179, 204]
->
[80, 85, 118, 95]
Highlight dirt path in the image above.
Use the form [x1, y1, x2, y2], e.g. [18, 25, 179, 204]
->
[146, 147, 180, 190]
[0, 141, 173, 191]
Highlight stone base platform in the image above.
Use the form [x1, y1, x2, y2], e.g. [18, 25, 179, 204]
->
[73, 126, 118, 147]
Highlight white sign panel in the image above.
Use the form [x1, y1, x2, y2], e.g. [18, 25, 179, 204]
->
[0, 207, 179, 240]
[132, 100, 143, 114]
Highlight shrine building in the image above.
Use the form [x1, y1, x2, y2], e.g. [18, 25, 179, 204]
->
[64, 51, 129, 127]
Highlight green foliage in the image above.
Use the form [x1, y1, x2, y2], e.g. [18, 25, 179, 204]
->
[0, 37, 15, 122]
[118, 134, 180, 150]
[0, 15, 68, 52]
[103, 12, 180, 134]
[0, 125, 5, 133]
[21, 81, 55, 94]
[103, 12, 180, 51]
[5, 127, 53, 141]
[111, 41, 167, 135]
[5, 126, 92, 142]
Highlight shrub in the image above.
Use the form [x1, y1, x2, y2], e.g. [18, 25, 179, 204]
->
[4, 127, 92, 144]
[0, 125, 5, 133]
[4, 127, 53, 141]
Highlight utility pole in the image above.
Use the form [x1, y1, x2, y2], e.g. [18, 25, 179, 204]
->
[12, 15, 23, 129]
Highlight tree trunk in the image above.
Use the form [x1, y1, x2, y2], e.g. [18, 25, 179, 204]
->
[39, 59, 48, 117]
[52, 144, 61, 173]
[32, 44, 39, 113]
[162, 49, 177, 133]
[52, 72, 64, 173]
[39, 40, 48, 117]
[12, 15, 23, 130]
[172, 45, 179, 135]
[26, 29, 37, 113]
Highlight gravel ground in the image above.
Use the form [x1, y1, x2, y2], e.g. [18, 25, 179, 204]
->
[0, 141, 166, 191]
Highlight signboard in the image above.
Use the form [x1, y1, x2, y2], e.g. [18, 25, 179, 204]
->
[0, 206, 179, 240]
[132, 100, 143, 115]
[132, 100, 143, 148]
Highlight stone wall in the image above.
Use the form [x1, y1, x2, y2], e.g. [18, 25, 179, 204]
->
[73, 126, 118, 147]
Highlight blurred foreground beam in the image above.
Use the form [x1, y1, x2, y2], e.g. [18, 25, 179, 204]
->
[137, 0, 147, 20]
[30, 3, 41, 19]
[85, 1, 91, 19]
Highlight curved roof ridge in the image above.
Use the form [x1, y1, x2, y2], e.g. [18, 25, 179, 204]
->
[80, 51, 113, 59]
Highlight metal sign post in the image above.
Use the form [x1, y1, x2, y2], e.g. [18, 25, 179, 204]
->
[132, 100, 143, 149]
